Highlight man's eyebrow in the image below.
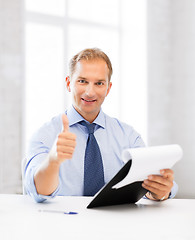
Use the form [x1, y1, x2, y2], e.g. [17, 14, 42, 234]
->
[77, 77, 106, 82]
[97, 79, 106, 82]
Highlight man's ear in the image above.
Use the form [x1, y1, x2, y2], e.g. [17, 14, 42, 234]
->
[65, 76, 71, 92]
[106, 82, 112, 97]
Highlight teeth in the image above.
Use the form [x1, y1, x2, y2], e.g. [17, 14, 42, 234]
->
[83, 98, 95, 102]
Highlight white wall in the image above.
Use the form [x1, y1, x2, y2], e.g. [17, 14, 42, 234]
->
[1, 0, 195, 198]
[172, 0, 195, 198]
[148, 0, 173, 145]
[0, 0, 24, 193]
[148, 0, 195, 198]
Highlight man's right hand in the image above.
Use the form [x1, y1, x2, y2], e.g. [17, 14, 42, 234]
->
[56, 114, 76, 163]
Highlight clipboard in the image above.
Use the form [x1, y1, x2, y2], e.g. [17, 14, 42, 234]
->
[87, 144, 183, 208]
[87, 159, 148, 208]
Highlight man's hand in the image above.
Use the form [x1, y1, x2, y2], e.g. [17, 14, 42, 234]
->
[142, 169, 174, 201]
[55, 114, 76, 163]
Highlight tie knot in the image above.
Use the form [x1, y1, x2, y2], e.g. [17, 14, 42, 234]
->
[80, 121, 95, 134]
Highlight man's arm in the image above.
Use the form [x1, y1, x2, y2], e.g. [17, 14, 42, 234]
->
[142, 169, 174, 200]
[34, 114, 76, 196]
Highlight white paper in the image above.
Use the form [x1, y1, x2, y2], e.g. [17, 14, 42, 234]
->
[112, 144, 183, 189]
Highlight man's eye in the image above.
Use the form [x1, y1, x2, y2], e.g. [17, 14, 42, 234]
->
[96, 82, 104, 86]
[78, 80, 86, 83]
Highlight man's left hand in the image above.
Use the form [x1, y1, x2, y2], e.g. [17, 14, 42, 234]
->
[142, 169, 174, 201]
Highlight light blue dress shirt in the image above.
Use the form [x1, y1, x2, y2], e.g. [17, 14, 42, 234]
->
[24, 105, 178, 202]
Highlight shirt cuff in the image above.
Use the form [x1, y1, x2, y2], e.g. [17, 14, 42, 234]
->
[168, 180, 178, 199]
[25, 166, 60, 203]
[143, 180, 178, 200]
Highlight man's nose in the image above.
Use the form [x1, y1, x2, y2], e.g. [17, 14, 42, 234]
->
[85, 83, 95, 97]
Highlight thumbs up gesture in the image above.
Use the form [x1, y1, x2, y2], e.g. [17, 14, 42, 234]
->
[62, 114, 69, 132]
[56, 114, 77, 163]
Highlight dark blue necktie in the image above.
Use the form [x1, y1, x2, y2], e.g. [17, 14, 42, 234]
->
[81, 121, 105, 196]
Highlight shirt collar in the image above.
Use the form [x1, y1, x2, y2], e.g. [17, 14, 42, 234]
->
[66, 105, 105, 129]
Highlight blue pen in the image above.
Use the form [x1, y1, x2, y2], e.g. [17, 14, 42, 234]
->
[39, 209, 78, 215]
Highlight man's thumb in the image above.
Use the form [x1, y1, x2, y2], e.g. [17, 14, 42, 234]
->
[62, 114, 69, 132]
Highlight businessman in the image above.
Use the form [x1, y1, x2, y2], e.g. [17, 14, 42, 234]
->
[24, 48, 176, 202]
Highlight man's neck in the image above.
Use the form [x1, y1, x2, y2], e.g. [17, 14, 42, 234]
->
[72, 105, 100, 123]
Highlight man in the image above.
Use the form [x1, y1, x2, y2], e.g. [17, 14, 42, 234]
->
[24, 48, 177, 202]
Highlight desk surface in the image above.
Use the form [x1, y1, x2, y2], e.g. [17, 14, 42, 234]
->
[0, 194, 194, 240]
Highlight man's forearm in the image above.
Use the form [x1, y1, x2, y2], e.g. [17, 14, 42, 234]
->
[34, 157, 60, 196]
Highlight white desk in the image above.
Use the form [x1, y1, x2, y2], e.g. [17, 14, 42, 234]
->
[0, 194, 194, 240]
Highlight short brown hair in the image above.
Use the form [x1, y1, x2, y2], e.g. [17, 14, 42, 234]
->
[69, 48, 113, 81]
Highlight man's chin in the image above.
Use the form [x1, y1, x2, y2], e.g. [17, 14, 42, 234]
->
[77, 106, 100, 122]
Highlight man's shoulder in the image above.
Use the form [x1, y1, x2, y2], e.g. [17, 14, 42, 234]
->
[104, 112, 131, 128]
[103, 112, 135, 134]
[39, 113, 62, 131]
[30, 113, 63, 142]
[103, 112, 145, 147]
[43, 114, 62, 129]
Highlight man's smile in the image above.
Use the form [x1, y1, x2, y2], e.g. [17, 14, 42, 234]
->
[81, 98, 97, 103]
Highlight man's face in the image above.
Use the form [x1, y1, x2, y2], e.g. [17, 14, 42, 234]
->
[66, 59, 112, 123]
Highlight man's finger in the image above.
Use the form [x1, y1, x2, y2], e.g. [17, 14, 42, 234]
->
[62, 114, 69, 132]
[160, 169, 174, 180]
